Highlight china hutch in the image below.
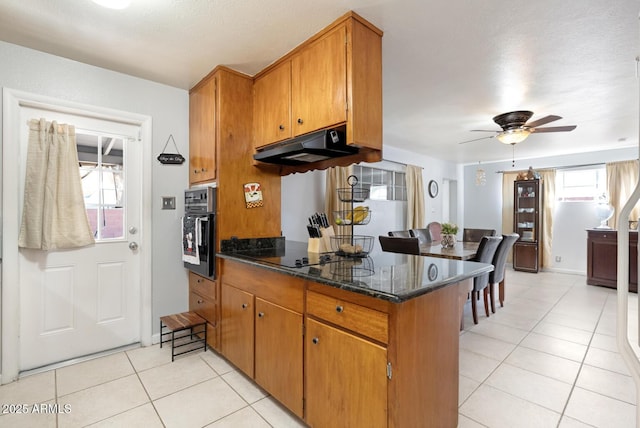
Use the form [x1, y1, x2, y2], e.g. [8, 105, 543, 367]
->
[513, 179, 543, 272]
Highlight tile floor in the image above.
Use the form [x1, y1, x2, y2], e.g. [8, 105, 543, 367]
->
[0, 269, 638, 427]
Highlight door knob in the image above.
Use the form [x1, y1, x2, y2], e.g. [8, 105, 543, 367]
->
[129, 242, 139, 251]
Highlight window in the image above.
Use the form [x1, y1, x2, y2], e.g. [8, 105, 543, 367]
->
[556, 166, 606, 201]
[353, 165, 407, 201]
[78, 132, 125, 240]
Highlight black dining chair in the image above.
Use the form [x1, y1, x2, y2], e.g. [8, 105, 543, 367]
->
[488, 233, 520, 313]
[388, 230, 412, 238]
[463, 228, 497, 242]
[470, 235, 502, 324]
[409, 228, 432, 245]
[378, 235, 421, 255]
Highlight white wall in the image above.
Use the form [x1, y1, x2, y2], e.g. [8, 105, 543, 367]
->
[463, 147, 639, 273]
[0, 41, 190, 335]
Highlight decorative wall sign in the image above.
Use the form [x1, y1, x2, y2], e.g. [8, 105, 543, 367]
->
[157, 134, 185, 165]
[244, 182, 264, 208]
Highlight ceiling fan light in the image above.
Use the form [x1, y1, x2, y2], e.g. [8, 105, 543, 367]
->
[496, 128, 531, 145]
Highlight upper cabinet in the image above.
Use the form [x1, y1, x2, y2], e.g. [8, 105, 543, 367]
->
[253, 61, 292, 149]
[189, 75, 216, 184]
[252, 12, 383, 173]
[290, 24, 347, 137]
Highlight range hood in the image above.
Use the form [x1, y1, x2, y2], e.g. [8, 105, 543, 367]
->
[253, 128, 358, 166]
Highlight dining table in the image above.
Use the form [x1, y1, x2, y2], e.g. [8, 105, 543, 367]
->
[419, 241, 480, 260]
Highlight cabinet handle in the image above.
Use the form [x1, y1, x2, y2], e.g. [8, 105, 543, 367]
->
[279, 124, 285, 131]
[258, 312, 265, 318]
[241, 303, 248, 309]
[201, 168, 207, 172]
[312, 337, 319, 345]
[297, 118, 304, 124]
[335, 305, 344, 313]
[193, 169, 199, 174]
[197, 299, 204, 304]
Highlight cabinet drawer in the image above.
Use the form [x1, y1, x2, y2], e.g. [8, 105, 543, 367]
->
[189, 272, 217, 300]
[306, 290, 388, 344]
[189, 291, 216, 325]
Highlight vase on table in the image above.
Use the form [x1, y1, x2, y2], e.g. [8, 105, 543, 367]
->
[441, 234, 456, 248]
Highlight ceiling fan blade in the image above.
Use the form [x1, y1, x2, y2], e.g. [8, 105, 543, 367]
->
[470, 129, 500, 133]
[525, 115, 562, 128]
[459, 135, 495, 144]
[531, 125, 577, 133]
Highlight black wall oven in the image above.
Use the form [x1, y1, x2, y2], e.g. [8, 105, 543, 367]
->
[183, 187, 216, 279]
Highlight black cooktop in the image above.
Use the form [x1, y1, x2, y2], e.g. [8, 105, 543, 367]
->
[230, 240, 339, 268]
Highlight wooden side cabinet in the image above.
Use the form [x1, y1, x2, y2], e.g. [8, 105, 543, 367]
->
[513, 179, 543, 272]
[188, 272, 218, 350]
[587, 229, 637, 292]
[189, 75, 216, 184]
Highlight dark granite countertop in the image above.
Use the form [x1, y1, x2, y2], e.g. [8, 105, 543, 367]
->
[217, 238, 493, 303]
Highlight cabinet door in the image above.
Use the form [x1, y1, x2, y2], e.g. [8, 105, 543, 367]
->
[255, 298, 303, 417]
[221, 284, 254, 377]
[291, 25, 347, 136]
[305, 318, 387, 428]
[189, 76, 216, 184]
[253, 62, 292, 148]
[513, 242, 538, 273]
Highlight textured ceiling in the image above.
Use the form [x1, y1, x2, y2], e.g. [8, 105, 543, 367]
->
[1, 0, 639, 165]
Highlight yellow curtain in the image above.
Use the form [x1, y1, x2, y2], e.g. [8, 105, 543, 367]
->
[501, 172, 518, 235]
[406, 165, 425, 229]
[606, 160, 640, 229]
[325, 166, 353, 227]
[19, 118, 95, 250]
[539, 170, 556, 268]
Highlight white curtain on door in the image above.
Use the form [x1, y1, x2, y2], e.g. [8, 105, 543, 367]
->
[18, 118, 95, 250]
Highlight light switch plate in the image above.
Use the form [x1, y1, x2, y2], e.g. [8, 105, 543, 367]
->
[162, 196, 176, 210]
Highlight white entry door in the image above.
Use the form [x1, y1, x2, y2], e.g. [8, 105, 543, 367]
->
[17, 105, 143, 371]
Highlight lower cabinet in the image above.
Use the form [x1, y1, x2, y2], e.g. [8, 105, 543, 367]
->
[587, 229, 638, 292]
[305, 318, 387, 427]
[513, 241, 539, 273]
[220, 259, 463, 427]
[188, 272, 218, 350]
[220, 261, 304, 418]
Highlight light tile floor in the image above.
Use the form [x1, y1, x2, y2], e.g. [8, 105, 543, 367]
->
[0, 269, 638, 427]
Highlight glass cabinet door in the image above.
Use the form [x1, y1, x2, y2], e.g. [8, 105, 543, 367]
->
[514, 180, 538, 242]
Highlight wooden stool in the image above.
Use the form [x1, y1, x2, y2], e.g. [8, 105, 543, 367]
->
[160, 311, 207, 361]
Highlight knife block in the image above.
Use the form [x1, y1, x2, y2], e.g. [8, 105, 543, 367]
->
[308, 226, 335, 253]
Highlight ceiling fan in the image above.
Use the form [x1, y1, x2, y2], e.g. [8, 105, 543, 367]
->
[459, 110, 577, 145]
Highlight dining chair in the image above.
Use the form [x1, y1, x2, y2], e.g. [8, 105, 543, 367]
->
[470, 235, 502, 324]
[388, 230, 412, 238]
[378, 235, 421, 255]
[409, 228, 432, 245]
[427, 222, 442, 242]
[488, 233, 520, 312]
[462, 228, 497, 242]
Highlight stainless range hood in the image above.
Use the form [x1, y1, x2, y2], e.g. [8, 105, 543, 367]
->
[253, 128, 358, 166]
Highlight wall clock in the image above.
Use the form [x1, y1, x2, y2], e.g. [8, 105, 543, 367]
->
[428, 180, 438, 198]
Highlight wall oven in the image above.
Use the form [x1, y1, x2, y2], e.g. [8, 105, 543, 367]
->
[182, 187, 216, 279]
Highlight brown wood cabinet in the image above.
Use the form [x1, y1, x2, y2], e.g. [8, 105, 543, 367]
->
[188, 272, 218, 350]
[513, 179, 543, 272]
[253, 61, 292, 148]
[219, 258, 466, 427]
[587, 229, 638, 292]
[188, 67, 282, 350]
[220, 261, 304, 418]
[189, 76, 216, 184]
[252, 11, 383, 173]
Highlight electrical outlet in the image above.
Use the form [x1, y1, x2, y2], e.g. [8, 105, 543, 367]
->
[162, 196, 176, 210]
[555, 256, 561, 262]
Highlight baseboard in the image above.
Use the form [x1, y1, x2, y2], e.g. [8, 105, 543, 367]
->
[542, 267, 586, 276]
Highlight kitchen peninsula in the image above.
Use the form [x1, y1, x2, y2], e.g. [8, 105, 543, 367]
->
[217, 238, 493, 427]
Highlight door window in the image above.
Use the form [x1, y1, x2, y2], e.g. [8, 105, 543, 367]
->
[78, 133, 125, 240]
